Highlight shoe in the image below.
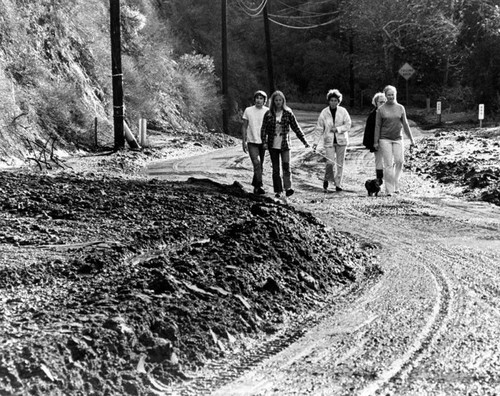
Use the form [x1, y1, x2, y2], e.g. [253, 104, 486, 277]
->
[275, 193, 281, 198]
[335, 186, 343, 192]
[256, 187, 266, 195]
[285, 189, 294, 197]
[323, 180, 329, 192]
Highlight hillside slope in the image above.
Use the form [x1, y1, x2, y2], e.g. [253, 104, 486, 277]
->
[0, 0, 221, 167]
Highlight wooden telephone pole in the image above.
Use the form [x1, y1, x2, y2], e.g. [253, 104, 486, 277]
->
[263, 0, 275, 95]
[110, 0, 124, 149]
[221, 0, 229, 134]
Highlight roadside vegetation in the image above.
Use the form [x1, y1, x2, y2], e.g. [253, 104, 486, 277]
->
[1, 1, 500, 167]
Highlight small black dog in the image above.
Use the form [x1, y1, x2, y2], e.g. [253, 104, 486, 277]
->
[365, 178, 382, 197]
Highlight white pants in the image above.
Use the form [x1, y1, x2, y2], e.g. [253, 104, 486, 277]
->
[379, 139, 404, 194]
[374, 149, 383, 171]
[324, 144, 347, 187]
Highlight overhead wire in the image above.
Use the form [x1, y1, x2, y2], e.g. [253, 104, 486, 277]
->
[269, 10, 339, 19]
[268, 17, 338, 29]
[235, 0, 268, 17]
[269, 0, 339, 29]
[273, 0, 336, 16]
[234, 0, 339, 29]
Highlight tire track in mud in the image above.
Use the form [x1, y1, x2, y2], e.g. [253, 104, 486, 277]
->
[358, 249, 453, 395]
[163, 280, 378, 396]
[433, 245, 500, 318]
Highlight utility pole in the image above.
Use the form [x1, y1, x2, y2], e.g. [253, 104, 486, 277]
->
[263, 0, 275, 95]
[221, 0, 229, 134]
[110, 0, 124, 150]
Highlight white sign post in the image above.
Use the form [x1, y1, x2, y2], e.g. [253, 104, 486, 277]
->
[399, 63, 415, 106]
[478, 104, 484, 128]
[436, 101, 442, 124]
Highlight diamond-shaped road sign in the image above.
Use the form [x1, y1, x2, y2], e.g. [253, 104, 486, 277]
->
[399, 62, 415, 80]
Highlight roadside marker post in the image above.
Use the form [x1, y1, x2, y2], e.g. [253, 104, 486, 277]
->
[436, 101, 442, 124]
[478, 104, 484, 128]
[398, 62, 415, 106]
[139, 118, 148, 147]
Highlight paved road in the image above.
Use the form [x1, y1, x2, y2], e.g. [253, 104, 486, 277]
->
[148, 112, 500, 395]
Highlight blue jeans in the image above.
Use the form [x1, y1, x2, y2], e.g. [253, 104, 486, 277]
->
[247, 143, 265, 188]
[269, 149, 291, 193]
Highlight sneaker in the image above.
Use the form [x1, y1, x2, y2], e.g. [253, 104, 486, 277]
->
[285, 189, 294, 197]
[335, 186, 343, 192]
[323, 180, 329, 192]
[256, 187, 266, 195]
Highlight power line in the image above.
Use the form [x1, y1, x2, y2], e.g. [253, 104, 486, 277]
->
[237, 0, 268, 12]
[235, 0, 268, 17]
[274, 0, 336, 16]
[269, 10, 339, 19]
[235, 0, 339, 29]
[268, 16, 338, 29]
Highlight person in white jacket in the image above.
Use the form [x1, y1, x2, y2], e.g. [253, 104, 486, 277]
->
[312, 89, 352, 192]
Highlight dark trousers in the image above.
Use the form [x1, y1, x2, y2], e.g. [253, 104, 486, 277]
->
[248, 143, 265, 188]
[269, 148, 291, 193]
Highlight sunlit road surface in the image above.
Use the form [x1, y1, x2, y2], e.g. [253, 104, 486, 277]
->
[148, 111, 500, 395]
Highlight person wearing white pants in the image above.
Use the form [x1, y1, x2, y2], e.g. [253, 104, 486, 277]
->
[312, 89, 352, 192]
[378, 139, 404, 194]
[373, 85, 416, 196]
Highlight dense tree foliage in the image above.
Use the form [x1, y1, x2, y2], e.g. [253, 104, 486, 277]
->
[162, 0, 500, 116]
[1, 0, 499, 156]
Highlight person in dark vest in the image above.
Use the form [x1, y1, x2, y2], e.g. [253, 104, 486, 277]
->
[363, 92, 387, 184]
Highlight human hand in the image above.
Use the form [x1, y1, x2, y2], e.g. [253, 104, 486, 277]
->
[242, 142, 248, 153]
[263, 143, 268, 150]
[373, 143, 379, 150]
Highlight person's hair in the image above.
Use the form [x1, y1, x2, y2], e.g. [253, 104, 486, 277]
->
[372, 92, 385, 107]
[253, 90, 267, 103]
[269, 90, 289, 114]
[326, 89, 342, 104]
[383, 85, 397, 96]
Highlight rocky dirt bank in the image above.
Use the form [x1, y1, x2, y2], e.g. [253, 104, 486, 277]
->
[406, 125, 500, 206]
[0, 156, 379, 395]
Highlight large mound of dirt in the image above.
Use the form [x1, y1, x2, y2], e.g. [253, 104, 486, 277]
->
[406, 127, 500, 206]
[0, 171, 379, 395]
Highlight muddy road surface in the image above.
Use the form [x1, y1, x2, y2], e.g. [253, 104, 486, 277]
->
[147, 111, 500, 395]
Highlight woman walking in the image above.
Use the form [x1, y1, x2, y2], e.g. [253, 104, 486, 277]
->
[374, 85, 416, 196]
[312, 89, 352, 192]
[261, 90, 310, 198]
[363, 92, 387, 184]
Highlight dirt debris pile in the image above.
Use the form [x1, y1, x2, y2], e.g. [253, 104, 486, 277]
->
[406, 128, 500, 206]
[0, 171, 379, 395]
